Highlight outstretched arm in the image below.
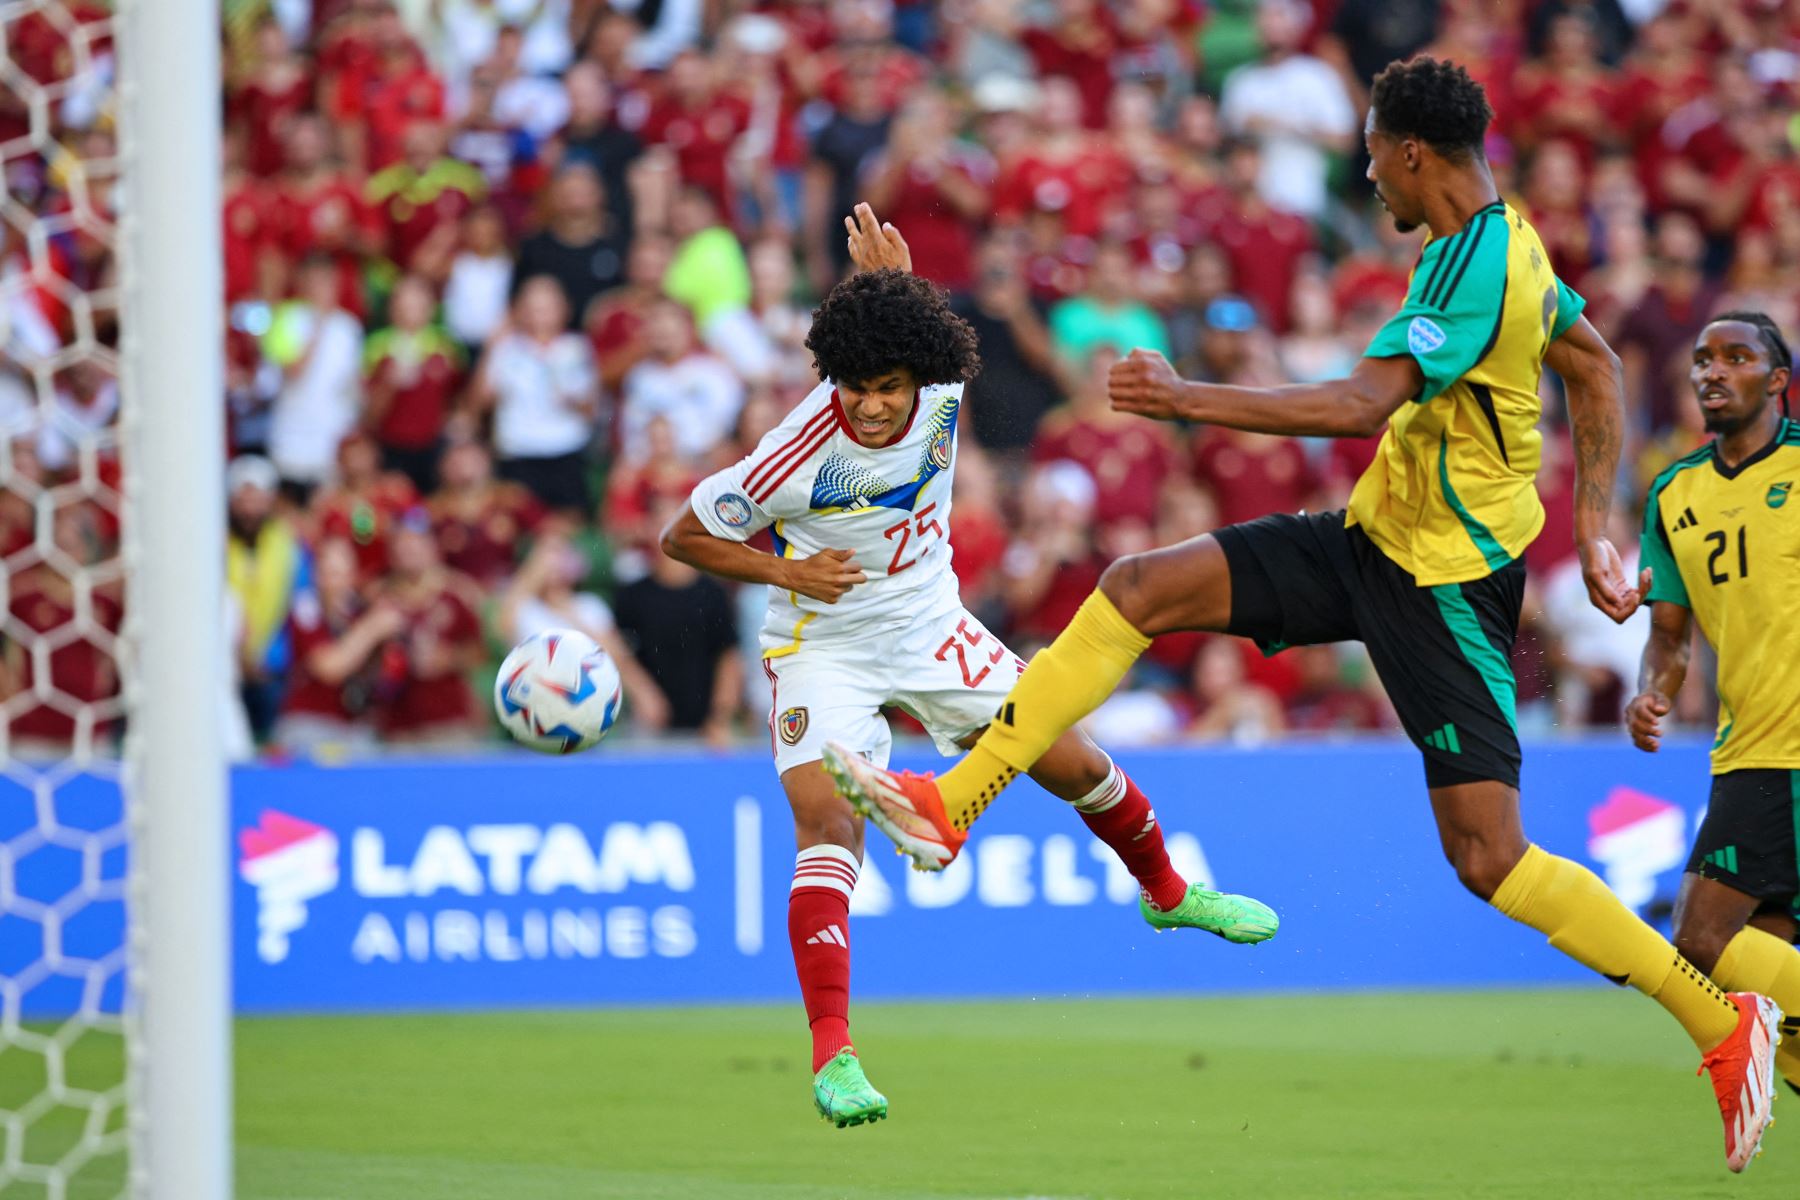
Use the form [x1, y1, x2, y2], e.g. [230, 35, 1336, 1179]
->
[1106, 347, 1421, 439]
[1625, 601, 1693, 752]
[1546, 315, 1647, 623]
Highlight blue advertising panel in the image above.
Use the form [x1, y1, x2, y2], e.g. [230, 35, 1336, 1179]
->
[223, 739, 1723, 1014]
[1, 740, 1726, 1016]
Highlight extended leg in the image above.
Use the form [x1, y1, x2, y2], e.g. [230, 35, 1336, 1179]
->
[1680, 876, 1800, 1090]
[1023, 728, 1278, 943]
[784, 764, 886, 1128]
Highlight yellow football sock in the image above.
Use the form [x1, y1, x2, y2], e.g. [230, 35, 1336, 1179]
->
[938, 589, 1151, 832]
[1491, 844, 1741, 1052]
[1713, 927, 1800, 1084]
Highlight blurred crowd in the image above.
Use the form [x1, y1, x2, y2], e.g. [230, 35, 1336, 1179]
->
[2, 0, 1797, 756]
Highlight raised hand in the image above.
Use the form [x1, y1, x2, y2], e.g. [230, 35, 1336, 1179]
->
[844, 202, 912, 274]
[784, 547, 868, 604]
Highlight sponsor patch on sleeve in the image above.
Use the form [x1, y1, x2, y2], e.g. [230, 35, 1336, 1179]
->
[714, 493, 753, 528]
[1407, 316, 1447, 357]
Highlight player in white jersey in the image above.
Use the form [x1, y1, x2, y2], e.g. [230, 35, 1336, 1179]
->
[662, 206, 1278, 1128]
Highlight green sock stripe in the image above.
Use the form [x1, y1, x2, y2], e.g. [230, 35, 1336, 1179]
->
[1437, 432, 1514, 571]
[1430, 584, 1518, 734]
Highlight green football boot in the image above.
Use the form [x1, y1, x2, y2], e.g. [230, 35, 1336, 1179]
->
[812, 1048, 888, 1128]
[1140, 883, 1279, 944]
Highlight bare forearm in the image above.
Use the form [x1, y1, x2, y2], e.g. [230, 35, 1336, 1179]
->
[1565, 370, 1625, 545]
[1636, 624, 1689, 700]
[1173, 377, 1387, 438]
[664, 522, 794, 590]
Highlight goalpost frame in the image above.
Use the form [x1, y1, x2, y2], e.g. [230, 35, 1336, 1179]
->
[118, 0, 231, 1196]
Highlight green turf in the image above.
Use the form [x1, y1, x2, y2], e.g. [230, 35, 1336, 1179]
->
[10, 989, 1795, 1199]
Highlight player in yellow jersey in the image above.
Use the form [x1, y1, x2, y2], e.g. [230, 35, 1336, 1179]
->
[1629, 312, 1800, 1099]
[822, 57, 1781, 1170]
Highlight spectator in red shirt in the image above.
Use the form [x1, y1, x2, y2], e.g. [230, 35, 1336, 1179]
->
[428, 438, 545, 589]
[1209, 139, 1315, 333]
[361, 274, 466, 491]
[603, 414, 705, 572]
[313, 430, 422, 581]
[1021, 0, 1120, 128]
[373, 510, 486, 745]
[328, 7, 445, 172]
[637, 50, 752, 220]
[274, 537, 397, 754]
[1192, 419, 1322, 532]
[366, 122, 488, 277]
[1002, 459, 1108, 649]
[232, 19, 315, 178]
[273, 114, 381, 317]
[1033, 348, 1186, 530]
[1512, 10, 1619, 165]
[4, 503, 121, 754]
[861, 90, 993, 292]
[223, 131, 280, 304]
[586, 233, 675, 392]
[992, 76, 1130, 240]
[1521, 139, 1596, 290]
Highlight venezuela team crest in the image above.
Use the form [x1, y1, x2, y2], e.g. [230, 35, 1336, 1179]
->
[778, 706, 809, 745]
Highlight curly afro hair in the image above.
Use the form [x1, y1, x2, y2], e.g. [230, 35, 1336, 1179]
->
[1370, 56, 1493, 162]
[805, 268, 981, 388]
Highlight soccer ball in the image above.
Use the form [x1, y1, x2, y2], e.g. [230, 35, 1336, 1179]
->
[494, 630, 624, 753]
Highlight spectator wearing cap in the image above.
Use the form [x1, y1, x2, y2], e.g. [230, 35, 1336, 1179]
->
[1218, 0, 1357, 221]
[313, 430, 421, 581]
[226, 455, 304, 740]
[374, 508, 486, 744]
[275, 537, 395, 755]
[427, 438, 545, 588]
[367, 121, 488, 277]
[361, 274, 466, 492]
[510, 162, 623, 329]
[861, 90, 992, 293]
[470, 275, 601, 513]
[263, 254, 366, 501]
[499, 529, 671, 732]
[618, 299, 744, 463]
[1033, 347, 1186, 530]
[614, 495, 742, 743]
[1047, 240, 1171, 367]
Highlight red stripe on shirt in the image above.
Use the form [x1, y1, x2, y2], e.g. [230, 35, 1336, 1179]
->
[744, 407, 834, 498]
[750, 425, 834, 505]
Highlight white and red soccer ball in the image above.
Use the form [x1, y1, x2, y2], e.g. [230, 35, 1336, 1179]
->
[494, 630, 624, 753]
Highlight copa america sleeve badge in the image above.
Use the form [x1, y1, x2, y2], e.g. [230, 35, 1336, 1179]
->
[714, 493, 753, 527]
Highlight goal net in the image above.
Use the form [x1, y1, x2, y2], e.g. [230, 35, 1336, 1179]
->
[1, 1, 228, 1197]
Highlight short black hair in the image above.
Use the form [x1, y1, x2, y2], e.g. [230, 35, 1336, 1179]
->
[805, 269, 981, 387]
[1370, 56, 1493, 162]
[1708, 310, 1793, 374]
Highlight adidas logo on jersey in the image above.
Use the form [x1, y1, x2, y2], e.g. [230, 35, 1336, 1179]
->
[1672, 506, 1700, 532]
[806, 924, 847, 947]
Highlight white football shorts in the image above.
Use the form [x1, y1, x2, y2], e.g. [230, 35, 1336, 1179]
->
[760, 605, 1026, 775]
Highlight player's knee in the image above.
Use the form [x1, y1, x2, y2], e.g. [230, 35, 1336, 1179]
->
[1672, 919, 1731, 975]
[1099, 554, 1152, 627]
[1447, 842, 1518, 902]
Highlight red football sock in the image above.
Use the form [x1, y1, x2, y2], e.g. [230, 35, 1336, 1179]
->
[789, 844, 858, 1072]
[1072, 766, 1188, 912]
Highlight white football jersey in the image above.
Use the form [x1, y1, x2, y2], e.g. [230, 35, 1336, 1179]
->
[690, 380, 963, 656]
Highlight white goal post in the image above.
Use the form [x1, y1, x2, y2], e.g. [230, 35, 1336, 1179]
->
[117, 0, 230, 1195]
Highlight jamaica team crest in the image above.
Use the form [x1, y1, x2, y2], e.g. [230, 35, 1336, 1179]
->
[778, 706, 809, 745]
[1768, 481, 1791, 509]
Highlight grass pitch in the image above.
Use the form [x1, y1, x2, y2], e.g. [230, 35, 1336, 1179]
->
[18, 989, 1795, 1198]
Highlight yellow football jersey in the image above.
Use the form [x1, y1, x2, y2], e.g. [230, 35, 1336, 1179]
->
[1641, 419, 1800, 771]
[1353, 202, 1583, 586]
